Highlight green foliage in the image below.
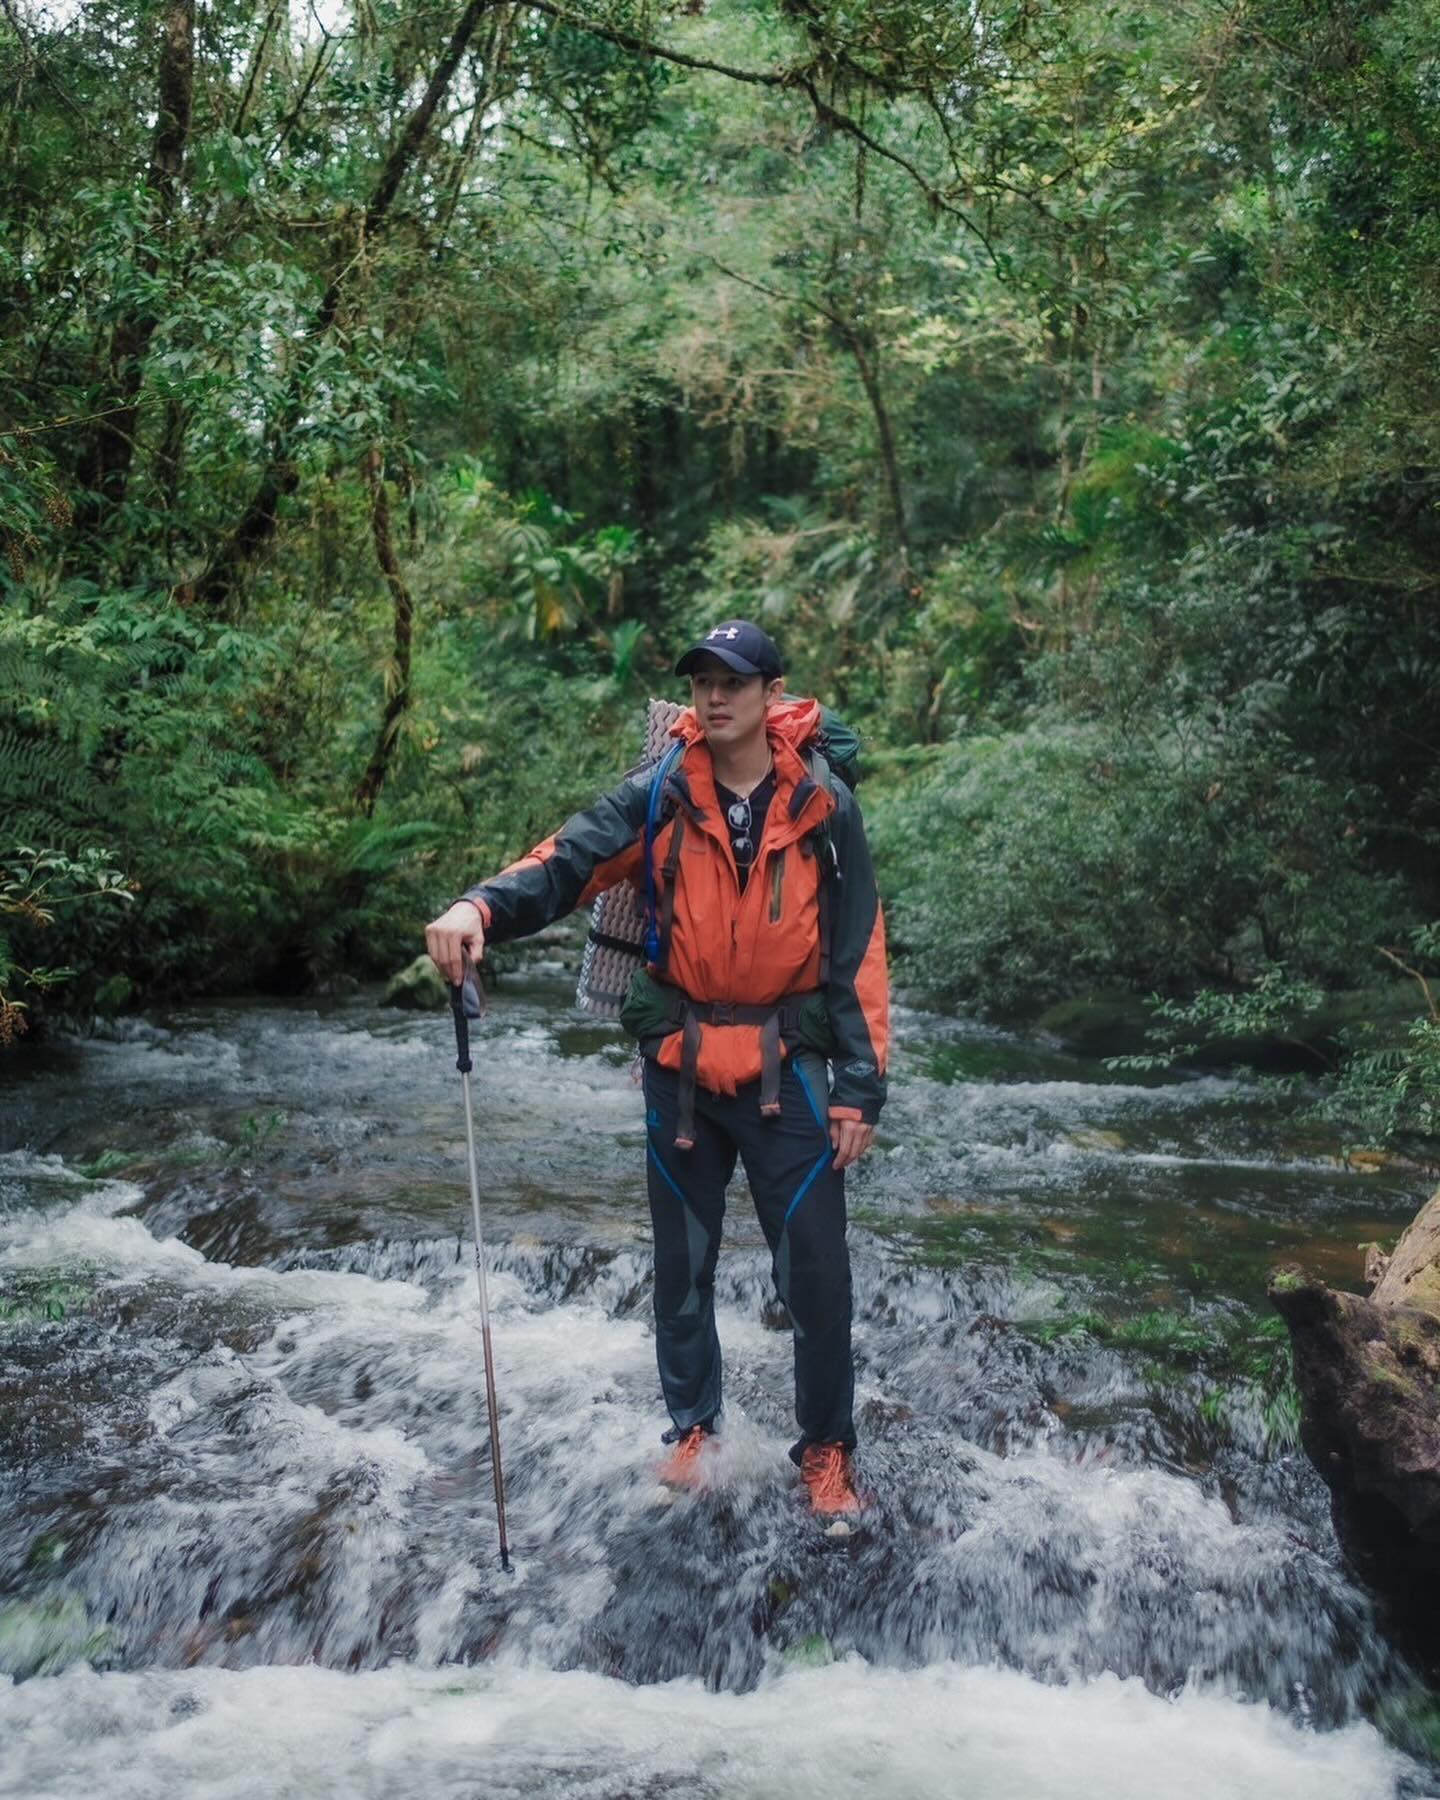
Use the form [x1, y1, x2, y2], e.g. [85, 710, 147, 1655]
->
[0, 1593, 109, 1679]
[0, 1278, 89, 1326]
[0, 843, 132, 1042]
[1319, 1014, 1440, 1153]
[1101, 926, 1440, 1155]
[1105, 968, 1331, 1075]
[1315, 924, 1440, 1152]
[0, 0, 1437, 1038]
[1375, 1688, 1440, 1765]
[870, 724, 1403, 1014]
[481, 477, 644, 644]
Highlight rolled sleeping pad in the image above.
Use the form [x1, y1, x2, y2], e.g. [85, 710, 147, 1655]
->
[575, 697, 686, 1018]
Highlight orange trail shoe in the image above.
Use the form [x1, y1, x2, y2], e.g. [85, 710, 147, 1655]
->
[658, 1424, 712, 1488]
[800, 1443, 863, 1517]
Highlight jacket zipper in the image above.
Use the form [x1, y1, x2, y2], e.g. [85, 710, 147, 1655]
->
[684, 766, 826, 983]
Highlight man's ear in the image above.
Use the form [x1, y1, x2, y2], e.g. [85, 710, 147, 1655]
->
[764, 678, 785, 708]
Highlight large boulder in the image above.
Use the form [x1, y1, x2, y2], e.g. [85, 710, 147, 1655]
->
[1269, 1190, 1440, 1669]
[382, 954, 449, 1011]
[1033, 989, 1157, 1058]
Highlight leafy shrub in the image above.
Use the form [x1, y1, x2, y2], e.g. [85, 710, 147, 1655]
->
[1102, 926, 1440, 1156]
[871, 719, 1407, 1014]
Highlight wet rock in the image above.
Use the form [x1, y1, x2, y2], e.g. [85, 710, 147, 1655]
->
[381, 955, 448, 1011]
[313, 972, 361, 998]
[1342, 1147, 1426, 1174]
[0, 1593, 109, 1678]
[1269, 1188, 1440, 1669]
[1063, 1127, 1127, 1153]
[1034, 990, 1156, 1058]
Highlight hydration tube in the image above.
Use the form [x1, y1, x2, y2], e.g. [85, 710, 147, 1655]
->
[643, 740, 684, 965]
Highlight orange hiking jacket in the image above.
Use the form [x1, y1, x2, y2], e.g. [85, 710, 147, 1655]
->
[461, 698, 889, 1123]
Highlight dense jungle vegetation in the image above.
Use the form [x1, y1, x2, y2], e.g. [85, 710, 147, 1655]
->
[2, 0, 1438, 1138]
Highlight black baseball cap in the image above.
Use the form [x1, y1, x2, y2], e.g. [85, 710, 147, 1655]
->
[674, 619, 783, 680]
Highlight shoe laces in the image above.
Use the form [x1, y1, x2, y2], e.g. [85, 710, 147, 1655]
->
[803, 1444, 854, 1505]
[662, 1425, 708, 1475]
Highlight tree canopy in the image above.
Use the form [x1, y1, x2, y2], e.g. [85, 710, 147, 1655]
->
[3, 0, 1438, 1096]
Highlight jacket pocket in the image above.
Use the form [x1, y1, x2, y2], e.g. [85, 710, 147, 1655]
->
[768, 849, 786, 923]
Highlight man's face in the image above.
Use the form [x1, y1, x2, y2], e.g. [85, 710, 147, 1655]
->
[688, 656, 782, 747]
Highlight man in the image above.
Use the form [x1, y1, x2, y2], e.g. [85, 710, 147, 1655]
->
[425, 620, 888, 1518]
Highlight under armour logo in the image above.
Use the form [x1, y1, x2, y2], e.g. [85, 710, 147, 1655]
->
[707, 626, 740, 640]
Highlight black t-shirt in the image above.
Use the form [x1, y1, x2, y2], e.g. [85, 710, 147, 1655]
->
[714, 769, 774, 892]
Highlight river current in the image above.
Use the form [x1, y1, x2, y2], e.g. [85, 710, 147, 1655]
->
[1, 966, 1435, 1798]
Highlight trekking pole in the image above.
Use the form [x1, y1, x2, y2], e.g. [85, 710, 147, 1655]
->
[449, 956, 512, 1573]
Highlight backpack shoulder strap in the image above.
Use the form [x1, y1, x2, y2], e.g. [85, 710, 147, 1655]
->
[803, 748, 840, 985]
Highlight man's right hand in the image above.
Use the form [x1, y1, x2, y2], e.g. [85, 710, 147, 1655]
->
[425, 900, 486, 988]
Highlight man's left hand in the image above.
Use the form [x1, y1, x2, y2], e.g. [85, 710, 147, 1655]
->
[829, 1118, 874, 1171]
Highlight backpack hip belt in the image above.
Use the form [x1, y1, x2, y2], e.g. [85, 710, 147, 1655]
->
[656, 983, 822, 1151]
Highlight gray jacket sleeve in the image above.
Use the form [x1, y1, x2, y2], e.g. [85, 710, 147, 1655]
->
[823, 785, 890, 1122]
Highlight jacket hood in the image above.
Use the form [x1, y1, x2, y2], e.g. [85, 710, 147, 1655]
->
[670, 695, 823, 753]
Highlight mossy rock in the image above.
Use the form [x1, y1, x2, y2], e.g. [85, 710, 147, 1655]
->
[1033, 990, 1158, 1058]
[1063, 1127, 1127, 1153]
[783, 1633, 834, 1667]
[382, 954, 449, 1011]
[0, 1594, 108, 1678]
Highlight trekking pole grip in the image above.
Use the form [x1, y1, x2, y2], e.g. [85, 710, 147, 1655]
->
[450, 953, 483, 1073]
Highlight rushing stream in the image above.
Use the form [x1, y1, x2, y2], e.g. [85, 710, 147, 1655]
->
[2, 964, 1437, 1798]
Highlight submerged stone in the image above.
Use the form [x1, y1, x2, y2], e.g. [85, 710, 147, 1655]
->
[1063, 1127, 1128, 1153]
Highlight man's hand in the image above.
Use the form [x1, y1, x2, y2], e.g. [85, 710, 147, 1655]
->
[829, 1118, 874, 1172]
[426, 900, 486, 988]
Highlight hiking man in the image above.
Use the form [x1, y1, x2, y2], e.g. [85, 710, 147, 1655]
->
[425, 620, 888, 1518]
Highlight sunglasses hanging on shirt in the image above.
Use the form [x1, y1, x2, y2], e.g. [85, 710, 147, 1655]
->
[727, 794, 754, 870]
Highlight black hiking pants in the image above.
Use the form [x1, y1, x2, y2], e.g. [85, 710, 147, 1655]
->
[642, 1050, 856, 1452]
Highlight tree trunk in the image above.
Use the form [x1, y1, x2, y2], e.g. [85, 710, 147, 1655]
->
[835, 321, 910, 582]
[73, 0, 194, 530]
[1269, 1189, 1440, 1668]
[198, 0, 495, 616]
[354, 445, 415, 816]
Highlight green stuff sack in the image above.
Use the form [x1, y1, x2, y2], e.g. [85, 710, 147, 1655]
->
[780, 695, 862, 790]
[619, 966, 682, 1052]
[813, 704, 862, 790]
[792, 991, 835, 1057]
